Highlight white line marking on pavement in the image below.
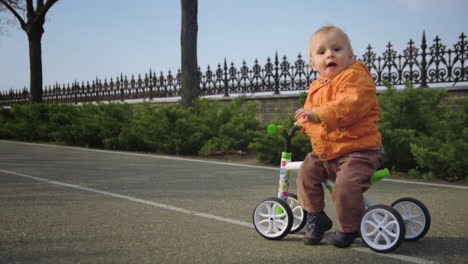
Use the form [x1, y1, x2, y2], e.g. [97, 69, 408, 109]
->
[2, 140, 467, 190]
[0, 169, 254, 228]
[383, 179, 468, 190]
[352, 248, 438, 264]
[1, 168, 437, 264]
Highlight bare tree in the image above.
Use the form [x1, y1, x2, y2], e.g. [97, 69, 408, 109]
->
[180, 0, 200, 109]
[0, 0, 59, 103]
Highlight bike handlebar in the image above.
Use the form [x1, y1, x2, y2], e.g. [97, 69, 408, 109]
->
[267, 124, 284, 136]
[267, 124, 302, 139]
[267, 124, 302, 153]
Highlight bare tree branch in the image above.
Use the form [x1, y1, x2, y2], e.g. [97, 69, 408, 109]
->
[37, 0, 44, 10]
[36, 0, 58, 21]
[0, 0, 22, 10]
[25, 0, 33, 18]
[0, 0, 26, 27]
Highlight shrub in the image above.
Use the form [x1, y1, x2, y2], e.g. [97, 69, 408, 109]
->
[378, 82, 447, 171]
[0, 107, 15, 139]
[409, 98, 468, 180]
[198, 97, 260, 156]
[113, 102, 206, 154]
[0, 99, 262, 156]
[165, 103, 208, 155]
[47, 104, 80, 144]
[116, 97, 261, 156]
[0, 104, 51, 141]
[116, 103, 165, 152]
[65, 103, 132, 148]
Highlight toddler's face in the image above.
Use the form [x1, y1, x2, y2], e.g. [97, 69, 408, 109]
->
[309, 30, 353, 79]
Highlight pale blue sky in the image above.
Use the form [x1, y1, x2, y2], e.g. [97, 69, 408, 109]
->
[0, 0, 467, 92]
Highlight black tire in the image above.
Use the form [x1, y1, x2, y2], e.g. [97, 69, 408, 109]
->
[252, 197, 293, 240]
[391, 197, 431, 241]
[360, 205, 406, 253]
[287, 193, 307, 233]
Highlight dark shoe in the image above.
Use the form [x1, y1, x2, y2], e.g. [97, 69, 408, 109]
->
[303, 211, 333, 245]
[328, 231, 359, 248]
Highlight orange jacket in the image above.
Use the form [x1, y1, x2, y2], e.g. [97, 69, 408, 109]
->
[300, 61, 381, 161]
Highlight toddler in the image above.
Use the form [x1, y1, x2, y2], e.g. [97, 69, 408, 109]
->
[295, 25, 382, 248]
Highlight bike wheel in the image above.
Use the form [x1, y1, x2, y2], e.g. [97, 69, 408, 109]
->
[360, 205, 405, 253]
[391, 197, 431, 241]
[287, 193, 307, 233]
[252, 197, 293, 240]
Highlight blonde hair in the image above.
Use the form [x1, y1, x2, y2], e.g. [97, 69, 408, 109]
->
[309, 25, 354, 58]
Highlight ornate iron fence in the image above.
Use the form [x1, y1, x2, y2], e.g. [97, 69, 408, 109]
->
[1, 32, 467, 105]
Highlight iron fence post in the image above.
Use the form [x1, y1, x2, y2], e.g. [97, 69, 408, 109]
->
[274, 52, 280, 94]
[149, 70, 154, 100]
[223, 58, 229, 97]
[420, 32, 428, 88]
[74, 81, 78, 104]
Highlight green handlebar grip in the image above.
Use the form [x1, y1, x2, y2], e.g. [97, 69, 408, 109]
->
[267, 124, 285, 135]
[371, 168, 390, 184]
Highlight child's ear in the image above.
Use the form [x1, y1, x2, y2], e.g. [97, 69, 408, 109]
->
[310, 58, 317, 71]
[348, 52, 355, 64]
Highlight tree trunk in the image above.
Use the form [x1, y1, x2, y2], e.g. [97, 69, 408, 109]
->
[180, 0, 199, 109]
[27, 25, 44, 103]
[0, 0, 59, 103]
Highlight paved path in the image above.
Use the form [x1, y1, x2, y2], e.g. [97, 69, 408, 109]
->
[1, 141, 467, 264]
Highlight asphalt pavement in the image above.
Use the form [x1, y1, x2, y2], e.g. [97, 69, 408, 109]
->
[1, 140, 467, 264]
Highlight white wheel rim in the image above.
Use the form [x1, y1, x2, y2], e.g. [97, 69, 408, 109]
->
[254, 200, 290, 238]
[361, 208, 401, 251]
[287, 196, 304, 231]
[393, 201, 426, 239]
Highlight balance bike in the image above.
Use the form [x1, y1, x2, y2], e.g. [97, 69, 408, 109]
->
[252, 124, 431, 253]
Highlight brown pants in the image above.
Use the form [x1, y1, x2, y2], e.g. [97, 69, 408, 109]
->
[296, 149, 381, 232]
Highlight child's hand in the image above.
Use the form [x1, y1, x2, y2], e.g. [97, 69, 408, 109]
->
[293, 121, 308, 135]
[295, 108, 319, 123]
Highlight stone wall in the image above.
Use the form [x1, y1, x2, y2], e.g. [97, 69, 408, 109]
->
[150, 85, 468, 124]
[217, 94, 304, 123]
